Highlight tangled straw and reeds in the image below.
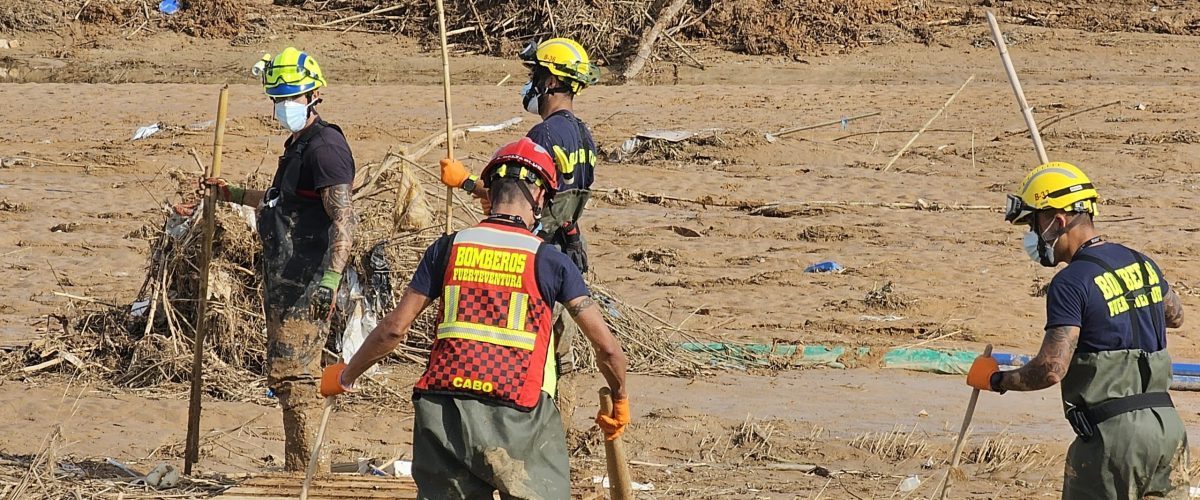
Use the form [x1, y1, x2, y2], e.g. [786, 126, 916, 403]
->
[8, 130, 711, 402]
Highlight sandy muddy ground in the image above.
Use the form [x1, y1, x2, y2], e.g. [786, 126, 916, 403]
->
[4, 3, 1200, 498]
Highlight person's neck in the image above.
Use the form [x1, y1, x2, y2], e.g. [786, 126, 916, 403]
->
[1061, 225, 1101, 263]
[539, 98, 572, 120]
[489, 204, 536, 229]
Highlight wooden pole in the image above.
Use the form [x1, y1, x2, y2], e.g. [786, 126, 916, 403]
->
[184, 84, 229, 475]
[765, 111, 882, 143]
[435, 0, 456, 235]
[622, 0, 690, 82]
[932, 344, 993, 500]
[599, 388, 633, 500]
[300, 397, 335, 500]
[986, 12, 1048, 164]
[882, 74, 974, 172]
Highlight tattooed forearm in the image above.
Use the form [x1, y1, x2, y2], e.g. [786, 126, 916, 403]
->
[999, 325, 1079, 392]
[321, 183, 357, 274]
[1164, 289, 1184, 329]
[567, 296, 596, 317]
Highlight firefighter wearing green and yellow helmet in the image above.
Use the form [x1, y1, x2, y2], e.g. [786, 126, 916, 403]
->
[966, 162, 1189, 498]
[206, 47, 359, 471]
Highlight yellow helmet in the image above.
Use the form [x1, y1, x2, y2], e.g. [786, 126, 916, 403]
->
[253, 47, 326, 98]
[1005, 161, 1099, 225]
[519, 38, 600, 93]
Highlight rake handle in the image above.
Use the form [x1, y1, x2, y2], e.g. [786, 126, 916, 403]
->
[935, 343, 992, 500]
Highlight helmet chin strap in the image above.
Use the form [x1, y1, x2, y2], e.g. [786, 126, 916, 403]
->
[515, 181, 543, 224]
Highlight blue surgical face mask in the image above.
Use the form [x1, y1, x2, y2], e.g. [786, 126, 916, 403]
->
[274, 99, 310, 133]
[520, 81, 541, 115]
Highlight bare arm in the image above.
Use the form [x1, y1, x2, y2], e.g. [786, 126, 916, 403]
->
[320, 183, 357, 274]
[1164, 289, 1184, 329]
[343, 287, 433, 384]
[569, 296, 628, 400]
[998, 325, 1079, 392]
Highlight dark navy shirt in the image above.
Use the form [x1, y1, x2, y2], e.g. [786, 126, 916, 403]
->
[1045, 242, 1170, 354]
[526, 110, 596, 192]
[409, 219, 590, 305]
[286, 120, 355, 193]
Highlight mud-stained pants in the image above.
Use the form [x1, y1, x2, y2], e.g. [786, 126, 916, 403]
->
[1062, 407, 1190, 499]
[412, 392, 569, 500]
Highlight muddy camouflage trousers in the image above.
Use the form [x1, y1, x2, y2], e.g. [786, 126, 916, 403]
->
[264, 258, 329, 472]
[412, 392, 569, 500]
[1063, 407, 1190, 499]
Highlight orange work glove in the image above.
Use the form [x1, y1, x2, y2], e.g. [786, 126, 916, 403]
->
[596, 397, 631, 441]
[966, 354, 1001, 392]
[319, 362, 356, 397]
[440, 158, 470, 188]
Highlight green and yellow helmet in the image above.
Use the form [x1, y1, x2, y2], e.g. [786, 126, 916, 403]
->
[254, 47, 326, 98]
[519, 38, 600, 94]
[1005, 161, 1099, 225]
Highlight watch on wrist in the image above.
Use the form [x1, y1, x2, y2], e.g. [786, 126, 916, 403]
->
[989, 371, 1007, 394]
[461, 175, 478, 193]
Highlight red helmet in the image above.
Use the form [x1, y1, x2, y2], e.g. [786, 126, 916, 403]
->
[481, 138, 559, 199]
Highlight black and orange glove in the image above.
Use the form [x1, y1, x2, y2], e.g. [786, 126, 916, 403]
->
[596, 397, 630, 441]
[966, 354, 1005, 393]
[559, 221, 587, 273]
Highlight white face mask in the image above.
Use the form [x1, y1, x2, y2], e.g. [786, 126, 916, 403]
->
[274, 99, 311, 133]
[520, 81, 541, 115]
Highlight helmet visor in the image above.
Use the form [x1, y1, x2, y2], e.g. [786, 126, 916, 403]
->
[1005, 194, 1037, 224]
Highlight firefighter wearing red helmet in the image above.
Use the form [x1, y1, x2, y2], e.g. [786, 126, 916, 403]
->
[321, 138, 629, 498]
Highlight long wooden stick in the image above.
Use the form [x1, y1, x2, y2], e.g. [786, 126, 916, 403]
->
[765, 111, 882, 143]
[599, 388, 633, 500]
[883, 75, 974, 172]
[932, 343, 993, 500]
[986, 12, 1048, 164]
[435, 0, 455, 235]
[300, 397, 335, 500]
[184, 84, 229, 475]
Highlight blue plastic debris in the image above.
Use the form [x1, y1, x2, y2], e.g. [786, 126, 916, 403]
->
[804, 260, 844, 273]
[159, 0, 179, 15]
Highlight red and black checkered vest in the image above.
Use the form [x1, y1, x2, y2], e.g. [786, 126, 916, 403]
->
[414, 222, 553, 410]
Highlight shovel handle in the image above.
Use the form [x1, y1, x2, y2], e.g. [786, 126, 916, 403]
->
[599, 388, 634, 499]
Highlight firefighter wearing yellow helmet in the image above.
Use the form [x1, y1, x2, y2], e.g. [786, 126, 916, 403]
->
[440, 37, 601, 374]
[965, 162, 1189, 498]
[208, 47, 358, 472]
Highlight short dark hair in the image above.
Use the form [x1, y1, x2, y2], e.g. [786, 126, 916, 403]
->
[488, 178, 527, 206]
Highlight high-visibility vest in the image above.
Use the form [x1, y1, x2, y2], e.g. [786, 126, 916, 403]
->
[414, 221, 554, 410]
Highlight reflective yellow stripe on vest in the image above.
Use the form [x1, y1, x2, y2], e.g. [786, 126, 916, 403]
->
[437, 322, 538, 351]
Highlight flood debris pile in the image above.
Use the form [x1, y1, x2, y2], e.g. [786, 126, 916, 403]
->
[7, 144, 704, 400]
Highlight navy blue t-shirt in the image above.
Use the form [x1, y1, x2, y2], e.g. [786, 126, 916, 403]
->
[287, 121, 355, 193]
[526, 110, 596, 192]
[408, 220, 590, 305]
[1045, 242, 1170, 354]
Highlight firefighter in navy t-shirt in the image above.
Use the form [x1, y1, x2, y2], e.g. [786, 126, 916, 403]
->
[321, 139, 628, 498]
[966, 162, 1189, 498]
[441, 37, 601, 373]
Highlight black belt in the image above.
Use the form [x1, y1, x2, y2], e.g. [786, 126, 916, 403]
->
[1065, 392, 1174, 441]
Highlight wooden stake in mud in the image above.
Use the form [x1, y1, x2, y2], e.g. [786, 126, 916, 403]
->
[599, 388, 633, 500]
[882, 75, 974, 172]
[986, 11, 1049, 164]
[435, 0, 456, 235]
[932, 343, 993, 500]
[300, 396, 335, 500]
[184, 84, 230, 475]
